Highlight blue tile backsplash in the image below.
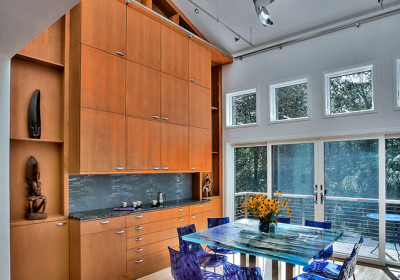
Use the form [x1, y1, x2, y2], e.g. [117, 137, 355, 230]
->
[69, 173, 192, 212]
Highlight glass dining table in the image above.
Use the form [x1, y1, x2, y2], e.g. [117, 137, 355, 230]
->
[182, 219, 344, 280]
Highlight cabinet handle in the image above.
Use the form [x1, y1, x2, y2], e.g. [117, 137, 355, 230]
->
[179, 218, 184, 221]
[136, 215, 143, 218]
[56, 222, 65, 226]
[136, 248, 144, 252]
[136, 226, 143, 230]
[153, 167, 160, 170]
[190, 78, 196, 83]
[200, 205, 204, 208]
[136, 237, 143, 241]
[178, 208, 184, 211]
[162, 117, 168, 121]
[153, 116, 159, 119]
[191, 167, 196, 170]
[116, 51, 125, 56]
[115, 167, 124, 170]
[100, 220, 110, 224]
[191, 216, 196, 219]
[136, 259, 144, 263]
[116, 230, 125, 234]
[163, 167, 169, 170]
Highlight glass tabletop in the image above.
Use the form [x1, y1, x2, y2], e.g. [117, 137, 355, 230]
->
[182, 218, 344, 266]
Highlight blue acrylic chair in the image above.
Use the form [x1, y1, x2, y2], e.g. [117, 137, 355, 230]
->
[168, 247, 223, 280]
[296, 236, 364, 280]
[304, 220, 334, 262]
[207, 218, 237, 258]
[177, 224, 227, 270]
[223, 262, 263, 280]
[276, 217, 291, 224]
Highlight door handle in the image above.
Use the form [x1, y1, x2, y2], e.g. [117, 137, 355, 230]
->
[313, 185, 318, 204]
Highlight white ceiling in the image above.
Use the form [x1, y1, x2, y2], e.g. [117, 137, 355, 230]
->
[171, 0, 400, 56]
[0, 0, 80, 58]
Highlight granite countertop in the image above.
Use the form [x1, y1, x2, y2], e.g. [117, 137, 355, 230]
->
[69, 198, 212, 222]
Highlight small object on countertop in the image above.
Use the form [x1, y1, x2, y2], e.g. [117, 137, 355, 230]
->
[152, 200, 158, 206]
[137, 201, 142, 207]
[113, 207, 135, 211]
[132, 201, 137, 208]
[122, 202, 127, 208]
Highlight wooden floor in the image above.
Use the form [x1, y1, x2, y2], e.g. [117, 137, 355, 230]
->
[138, 264, 400, 280]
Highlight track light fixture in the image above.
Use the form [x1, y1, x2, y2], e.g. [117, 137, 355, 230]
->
[253, 0, 275, 26]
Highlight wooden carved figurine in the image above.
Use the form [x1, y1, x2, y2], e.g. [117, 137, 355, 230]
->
[202, 174, 212, 198]
[25, 156, 47, 220]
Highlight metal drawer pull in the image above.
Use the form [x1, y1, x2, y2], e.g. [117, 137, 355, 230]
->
[163, 167, 169, 170]
[136, 237, 143, 241]
[116, 51, 125, 56]
[162, 117, 168, 120]
[116, 230, 125, 234]
[136, 248, 144, 252]
[136, 215, 143, 218]
[191, 216, 196, 218]
[136, 226, 143, 230]
[191, 167, 196, 170]
[136, 259, 144, 263]
[179, 218, 184, 221]
[56, 222, 65, 226]
[200, 205, 204, 208]
[100, 220, 110, 224]
[153, 116, 159, 119]
[178, 208, 184, 211]
[153, 167, 160, 170]
[115, 167, 124, 170]
[190, 78, 196, 82]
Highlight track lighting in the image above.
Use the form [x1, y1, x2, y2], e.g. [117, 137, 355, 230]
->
[253, 0, 275, 26]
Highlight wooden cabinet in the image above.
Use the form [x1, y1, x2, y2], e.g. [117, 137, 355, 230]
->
[126, 6, 161, 70]
[189, 40, 211, 89]
[11, 220, 69, 280]
[210, 198, 223, 218]
[161, 26, 188, 80]
[80, 108, 125, 172]
[161, 73, 189, 126]
[189, 83, 211, 129]
[126, 61, 161, 120]
[79, 0, 126, 56]
[81, 45, 125, 114]
[161, 123, 189, 171]
[190, 127, 212, 171]
[126, 117, 160, 171]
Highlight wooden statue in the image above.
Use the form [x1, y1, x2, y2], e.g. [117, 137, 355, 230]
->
[25, 156, 47, 220]
[202, 174, 212, 198]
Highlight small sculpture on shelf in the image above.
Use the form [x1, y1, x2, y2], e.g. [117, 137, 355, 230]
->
[202, 174, 212, 198]
[28, 89, 41, 139]
[25, 156, 47, 220]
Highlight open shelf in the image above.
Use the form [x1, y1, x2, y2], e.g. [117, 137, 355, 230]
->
[212, 151, 219, 154]
[11, 214, 67, 227]
[14, 54, 64, 70]
[11, 137, 63, 143]
[211, 106, 218, 111]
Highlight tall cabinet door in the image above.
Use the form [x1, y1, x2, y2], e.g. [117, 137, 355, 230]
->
[161, 73, 188, 126]
[161, 123, 188, 171]
[80, 108, 125, 172]
[190, 127, 212, 171]
[81, 45, 125, 114]
[126, 117, 161, 171]
[11, 220, 69, 280]
[189, 84, 211, 129]
[161, 26, 188, 80]
[126, 6, 161, 70]
[189, 40, 211, 89]
[81, 0, 126, 55]
[126, 61, 161, 120]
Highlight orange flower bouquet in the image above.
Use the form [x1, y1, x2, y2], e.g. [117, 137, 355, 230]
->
[245, 191, 291, 233]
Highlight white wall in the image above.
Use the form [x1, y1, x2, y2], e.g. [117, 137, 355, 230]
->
[222, 14, 400, 144]
[0, 55, 10, 278]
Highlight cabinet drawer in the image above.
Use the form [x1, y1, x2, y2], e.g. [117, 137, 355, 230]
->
[189, 211, 211, 231]
[127, 237, 179, 260]
[189, 202, 211, 215]
[126, 206, 189, 226]
[80, 216, 126, 236]
[127, 228, 177, 249]
[127, 248, 174, 279]
[127, 216, 188, 238]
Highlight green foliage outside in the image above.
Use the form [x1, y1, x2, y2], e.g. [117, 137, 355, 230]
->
[386, 138, 400, 200]
[232, 93, 256, 125]
[329, 70, 373, 114]
[275, 83, 308, 120]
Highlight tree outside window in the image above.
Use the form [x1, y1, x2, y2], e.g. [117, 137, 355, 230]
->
[226, 89, 257, 127]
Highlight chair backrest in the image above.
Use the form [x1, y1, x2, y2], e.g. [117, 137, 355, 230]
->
[337, 236, 363, 280]
[223, 262, 263, 280]
[305, 220, 332, 229]
[276, 217, 290, 224]
[168, 247, 203, 280]
[208, 217, 230, 228]
[177, 224, 204, 254]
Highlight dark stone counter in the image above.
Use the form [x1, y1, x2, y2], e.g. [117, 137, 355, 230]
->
[69, 198, 212, 222]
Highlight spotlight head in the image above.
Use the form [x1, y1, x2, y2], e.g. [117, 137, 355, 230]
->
[253, 0, 274, 26]
[194, 8, 199, 14]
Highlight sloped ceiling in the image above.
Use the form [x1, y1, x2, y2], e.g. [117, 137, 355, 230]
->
[171, 0, 400, 56]
[0, 0, 80, 58]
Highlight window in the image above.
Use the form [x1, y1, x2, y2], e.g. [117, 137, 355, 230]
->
[226, 89, 256, 127]
[396, 59, 400, 108]
[270, 78, 308, 122]
[325, 65, 374, 116]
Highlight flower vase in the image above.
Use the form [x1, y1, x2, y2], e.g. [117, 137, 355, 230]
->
[259, 220, 275, 234]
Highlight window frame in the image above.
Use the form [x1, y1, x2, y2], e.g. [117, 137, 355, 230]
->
[324, 64, 376, 117]
[269, 77, 310, 123]
[226, 88, 258, 128]
[395, 58, 400, 110]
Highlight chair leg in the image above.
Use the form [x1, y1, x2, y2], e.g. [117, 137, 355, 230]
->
[332, 256, 335, 264]
[233, 254, 235, 265]
[353, 275, 356, 280]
